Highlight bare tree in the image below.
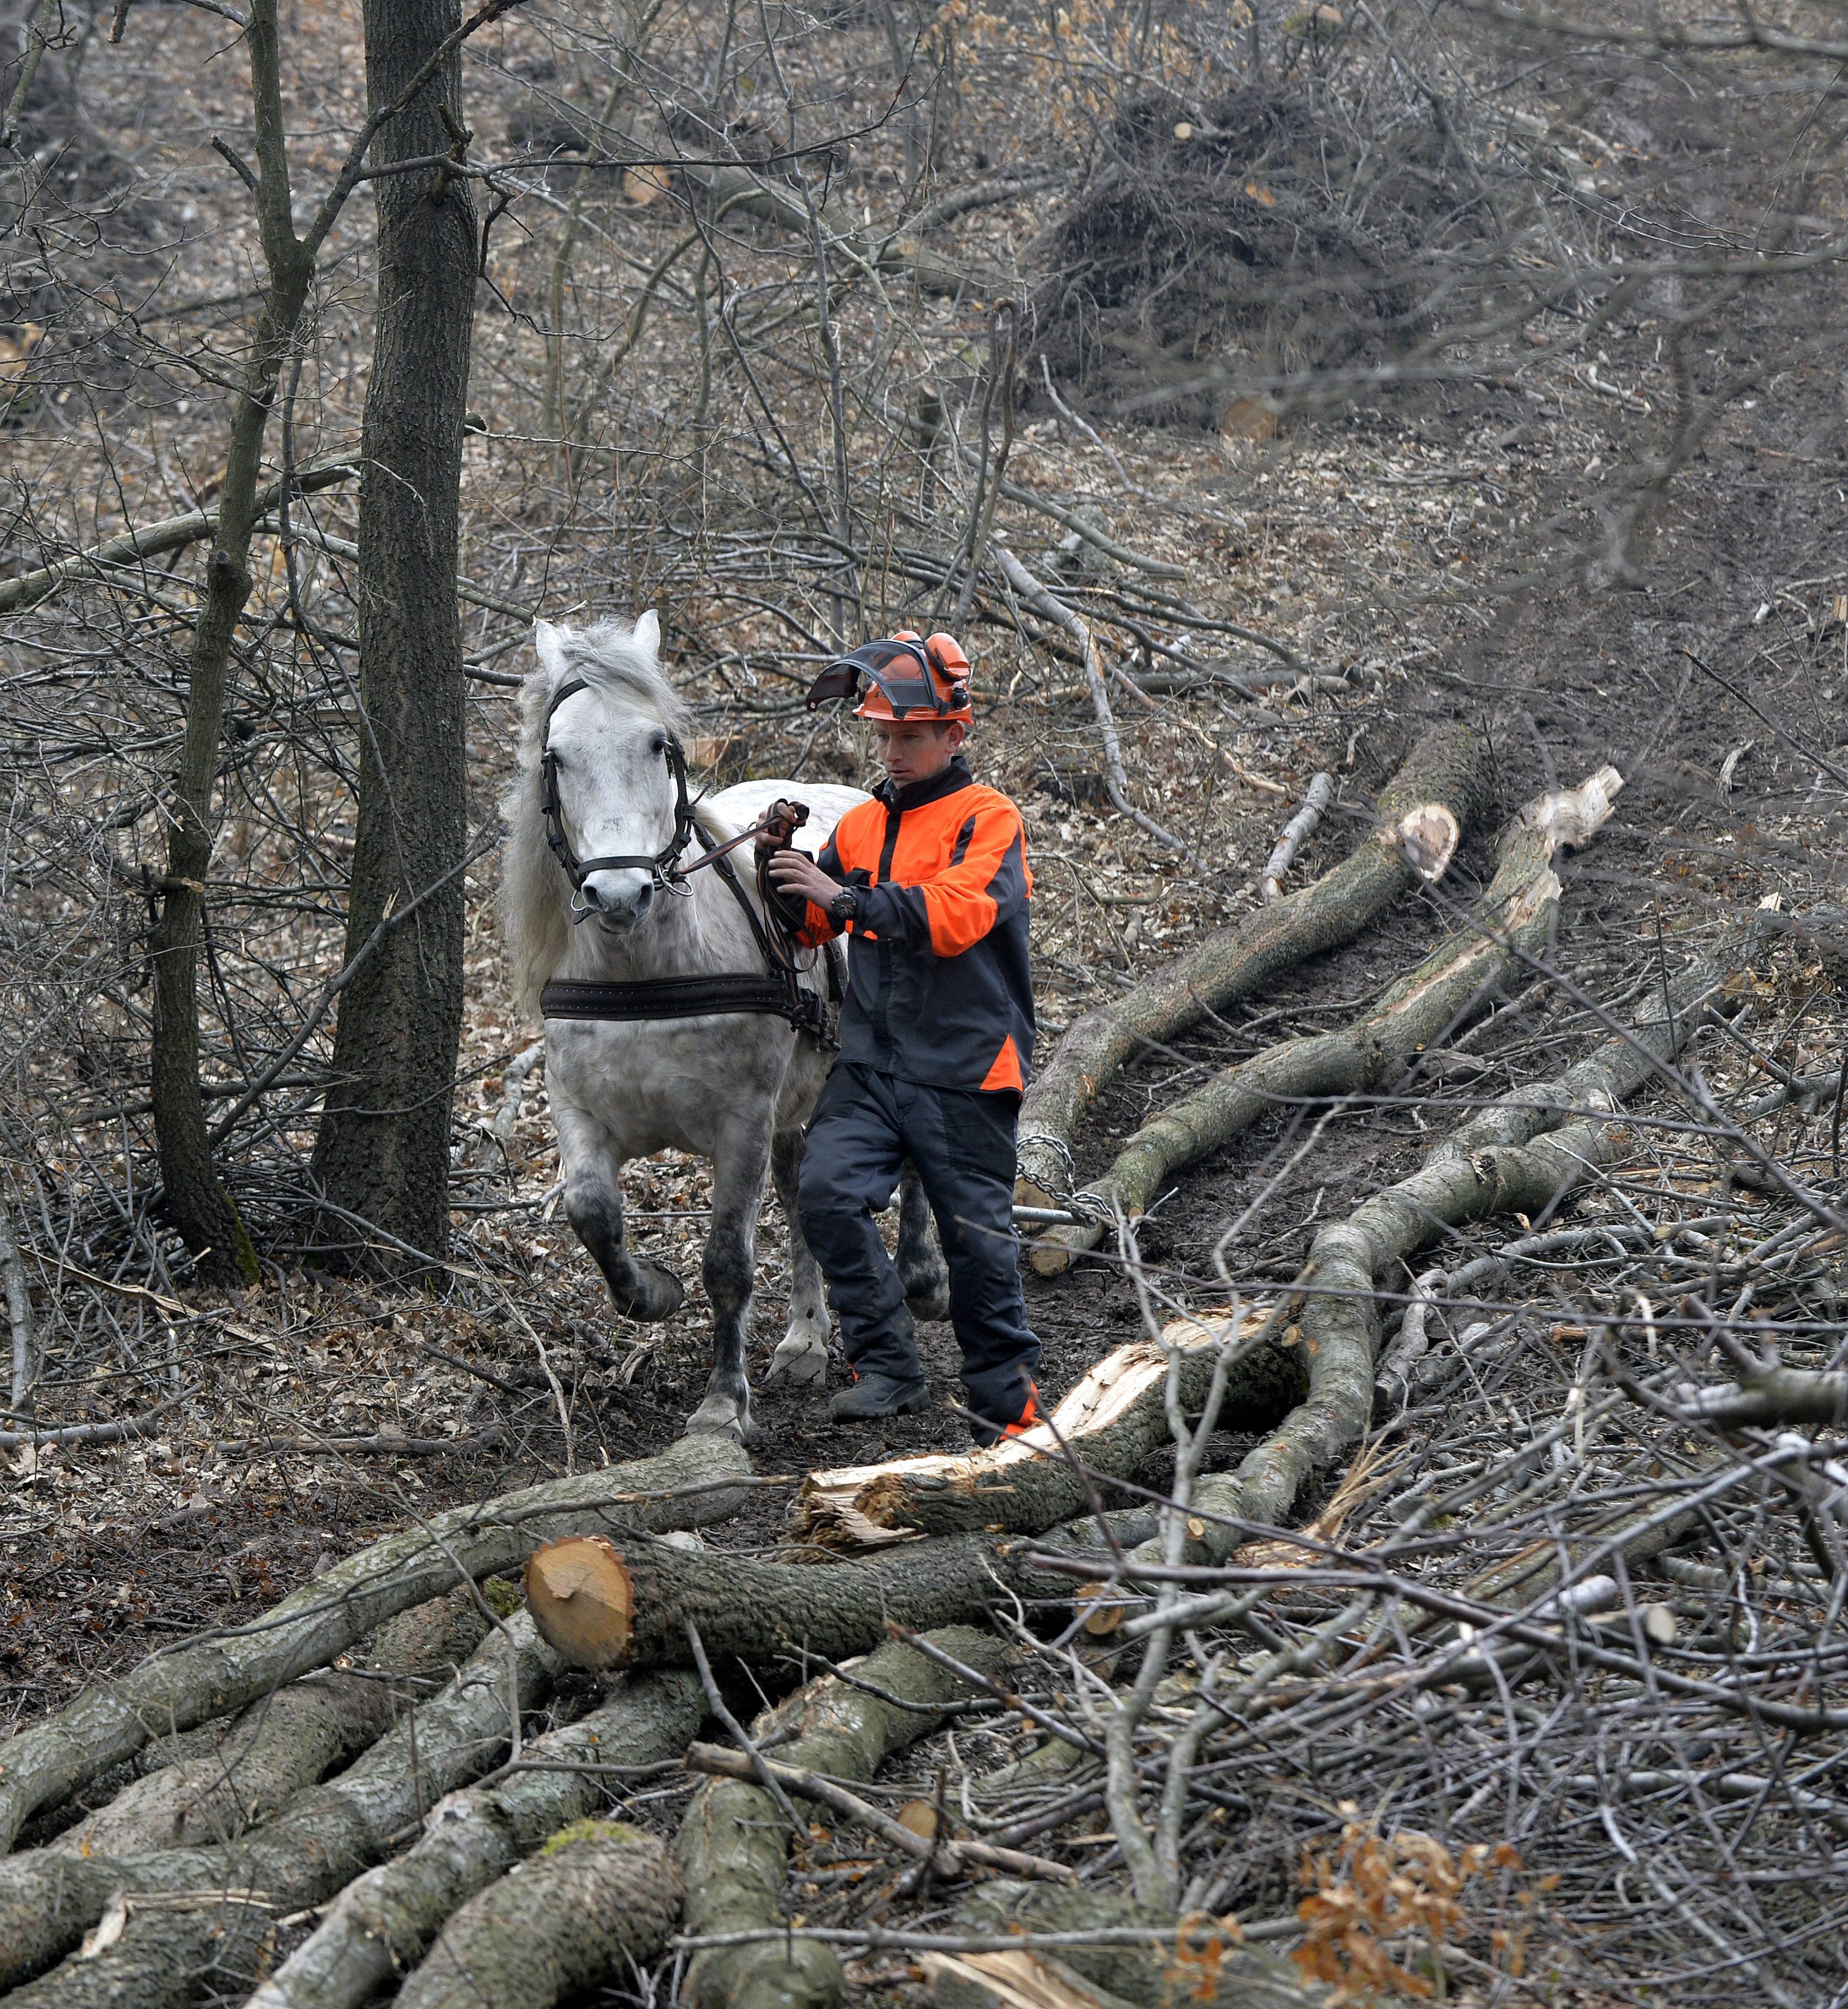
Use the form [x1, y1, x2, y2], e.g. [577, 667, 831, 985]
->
[144, 0, 320, 1283]
[309, 0, 485, 1267]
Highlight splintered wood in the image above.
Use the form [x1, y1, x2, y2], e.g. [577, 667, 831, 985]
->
[922, 1950, 1126, 2009]
[790, 1306, 1269, 1551]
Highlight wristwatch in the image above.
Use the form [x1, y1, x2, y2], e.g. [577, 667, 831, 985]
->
[828, 886, 859, 929]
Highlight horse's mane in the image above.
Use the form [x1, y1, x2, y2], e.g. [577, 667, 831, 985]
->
[499, 614, 695, 1016]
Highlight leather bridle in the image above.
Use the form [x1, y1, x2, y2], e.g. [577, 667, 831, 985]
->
[540, 676, 697, 919]
[535, 673, 839, 1047]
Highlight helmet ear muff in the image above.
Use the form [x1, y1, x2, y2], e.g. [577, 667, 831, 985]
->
[923, 632, 971, 715]
[924, 631, 970, 677]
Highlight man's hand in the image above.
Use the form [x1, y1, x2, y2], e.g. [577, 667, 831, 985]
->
[753, 797, 808, 850]
[765, 847, 840, 908]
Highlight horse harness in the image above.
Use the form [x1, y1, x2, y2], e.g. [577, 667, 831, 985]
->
[536, 675, 839, 1048]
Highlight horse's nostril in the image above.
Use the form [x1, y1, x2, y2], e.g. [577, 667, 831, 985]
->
[633, 881, 655, 917]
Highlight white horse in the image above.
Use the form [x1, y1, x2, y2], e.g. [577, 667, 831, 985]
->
[501, 614, 947, 1442]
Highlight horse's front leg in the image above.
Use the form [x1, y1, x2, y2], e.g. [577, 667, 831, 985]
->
[556, 1108, 684, 1322]
[764, 1125, 830, 1388]
[684, 1119, 773, 1446]
[896, 1158, 950, 1322]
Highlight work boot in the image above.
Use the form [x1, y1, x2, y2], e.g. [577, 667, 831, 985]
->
[829, 1368, 930, 1422]
[969, 1382, 1043, 1449]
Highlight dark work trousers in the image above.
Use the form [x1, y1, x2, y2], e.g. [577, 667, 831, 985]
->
[798, 1063, 1041, 1428]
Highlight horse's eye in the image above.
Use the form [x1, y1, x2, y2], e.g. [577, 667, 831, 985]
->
[651, 735, 668, 756]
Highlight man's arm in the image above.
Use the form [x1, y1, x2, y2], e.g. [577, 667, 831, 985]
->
[853, 795, 1029, 956]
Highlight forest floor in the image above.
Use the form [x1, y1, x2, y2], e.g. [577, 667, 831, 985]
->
[6, 6, 1848, 1999]
[12, 243, 1842, 1700]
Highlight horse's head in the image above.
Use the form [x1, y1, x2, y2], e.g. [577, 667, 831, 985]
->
[531, 613, 696, 930]
[502, 616, 694, 998]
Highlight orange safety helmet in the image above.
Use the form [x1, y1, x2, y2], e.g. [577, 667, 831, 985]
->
[805, 630, 973, 725]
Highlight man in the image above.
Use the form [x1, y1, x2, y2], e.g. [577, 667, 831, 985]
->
[763, 630, 1042, 1443]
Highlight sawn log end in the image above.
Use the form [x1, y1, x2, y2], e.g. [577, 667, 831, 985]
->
[524, 1535, 635, 1670]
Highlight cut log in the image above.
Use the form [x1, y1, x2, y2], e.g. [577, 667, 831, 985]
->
[954, 1882, 1319, 2008]
[248, 1670, 703, 2009]
[45, 1591, 491, 1856]
[521, 1507, 1165, 1677]
[391, 1818, 682, 2009]
[0, 1612, 564, 2000]
[0, 1431, 749, 1852]
[1028, 767, 1621, 1272]
[523, 1534, 635, 1671]
[1126, 929, 1743, 1578]
[790, 1304, 1300, 1551]
[679, 1626, 1014, 2009]
[1015, 723, 1491, 1214]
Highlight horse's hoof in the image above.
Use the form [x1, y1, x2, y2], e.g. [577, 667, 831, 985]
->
[903, 1275, 951, 1324]
[617, 1261, 685, 1322]
[764, 1332, 829, 1388]
[685, 1395, 761, 1449]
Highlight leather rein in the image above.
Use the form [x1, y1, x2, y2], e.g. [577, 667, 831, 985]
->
[535, 676, 837, 1046]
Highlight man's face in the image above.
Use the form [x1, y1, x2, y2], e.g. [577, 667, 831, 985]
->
[869, 717, 964, 787]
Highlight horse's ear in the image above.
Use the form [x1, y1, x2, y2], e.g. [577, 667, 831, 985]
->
[533, 620, 567, 677]
[633, 609, 661, 657]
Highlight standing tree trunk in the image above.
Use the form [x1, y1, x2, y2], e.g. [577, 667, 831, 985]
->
[311, 0, 479, 1265]
[147, 0, 313, 1284]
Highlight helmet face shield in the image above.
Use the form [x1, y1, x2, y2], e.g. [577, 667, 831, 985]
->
[805, 637, 967, 720]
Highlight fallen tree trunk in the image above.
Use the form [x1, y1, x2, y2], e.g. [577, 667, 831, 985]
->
[0, 1431, 748, 1851]
[522, 1510, 1161, 1677]
[248, 1670, 703, 2009]
[0, 1611, 562, 2000]
[679, 1626, 1014, 2009]
[43, 1589, 491, 1856]
[790, 1305, 1302, 1551]
[393, 1817, 683, 2009]
[1027, 767, 1621, 1271]
[1130, 935, 1740, 1577]
[1015, 722, 1492, 1210]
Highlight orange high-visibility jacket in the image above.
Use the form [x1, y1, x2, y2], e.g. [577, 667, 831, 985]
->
[790, 758, 1035, 1093]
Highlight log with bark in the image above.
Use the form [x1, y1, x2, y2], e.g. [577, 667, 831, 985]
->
[0, 1431, 747, 1850]
[790, 1304, 1302, 1551]
[0, 1611, 563, 2002]
[1015, 722, 1493, 1212]
[1121, 927, 1746, 1580]
[678, 1626, 1016, 2009]
[43, 1589, 491, 1856]
[521, 1509, 1164, 1679]
[248, 1670, 703, 2009]
[1026, 766, 1622, 1271]
[391, 1817, 682, 2009]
